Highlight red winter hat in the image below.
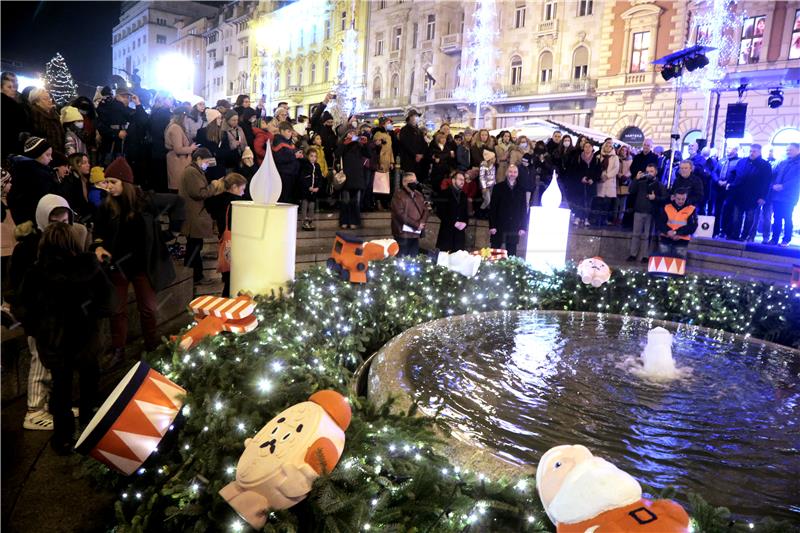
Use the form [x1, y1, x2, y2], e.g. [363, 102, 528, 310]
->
[105, 157, 134, 184]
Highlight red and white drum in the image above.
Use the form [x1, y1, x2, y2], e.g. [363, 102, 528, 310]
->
[648, 256, 686, 277]
[75, 362, 186, 475]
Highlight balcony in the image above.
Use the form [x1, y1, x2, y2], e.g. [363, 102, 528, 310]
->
[440, 33, 462, 54]
[286, 85, 303, 96]
[624, 71, 653, 85]
[502, 78, 597, 98]
[536, 19, 558, 36]
[420, 39, 433, 50]
[213, 60, 224, 68]
[389, 49, 401, 61]
[367, 96, 410, 109]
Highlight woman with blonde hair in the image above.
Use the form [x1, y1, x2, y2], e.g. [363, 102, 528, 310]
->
[470, 128, 495, 169]
[593, 139, 620, 226]
[615, 144, 633, 225]
[164, 107, 198, 191]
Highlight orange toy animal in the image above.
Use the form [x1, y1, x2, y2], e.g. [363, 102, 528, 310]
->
[173, 295, 259, 350]
[327, 232, 399, 283]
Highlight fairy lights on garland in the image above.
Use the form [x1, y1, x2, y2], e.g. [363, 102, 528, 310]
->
[44, 52, 78, 107]
[81, 258, 799, 532]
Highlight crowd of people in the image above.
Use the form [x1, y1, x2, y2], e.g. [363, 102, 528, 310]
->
[1, 67, 798, 451]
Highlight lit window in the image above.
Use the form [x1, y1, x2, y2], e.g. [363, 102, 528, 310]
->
[739, 15, 766, 65]
[630, 31, 650, 73]
[298, 65, 303, 85]
[324, 20, 331, 40]
[515, 5, 526, 29]
[286, 68, 291, 88]
[510, 56, 523, 85]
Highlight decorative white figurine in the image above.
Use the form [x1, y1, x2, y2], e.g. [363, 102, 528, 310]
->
[536, 444, 690, 533]
[576, 256, 611, 287]
[219, 390, 352, 528]
[436, 250, 482, 278]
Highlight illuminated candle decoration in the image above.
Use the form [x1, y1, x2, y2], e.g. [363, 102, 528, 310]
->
[526, 172, 571, 273]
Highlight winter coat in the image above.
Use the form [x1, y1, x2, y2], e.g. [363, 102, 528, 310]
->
[630, 150, 659, 179]
[194, 127, 229, 182]
[769, 154, 800, 205]
[372, 129, 394, 172]
[204, 191, 241, 239]
[184, 110, 206, 142]
[479, 161, 496, 189]
[235, 106, 256, 149]
[96, 99, 138, 157]
[595, 153, 620, 198]
[470, 139, 495, 168]
[564, 151, 598, 204]
[489, 180, 528, 233]
[29, 105, 65, 154]
[428, 142, 454, 188]
[7, 155, 57, 225]
[224, 126, 247, 164]
[308, 144, 329, 176]
[628, 174, 667, 214]
[165, 123, 194, 190]
[179, 163, 220, 239]
[92, 191, 185, 291]
[495, 141, 512, 182]
[337, 138, 367, 191]
[398, 124, 427, 174]
[16, 251, 114, 368]
[670, 172, 705, 208]
[54, 170, 92, 221]
[251, 127, 273, 166]
[298, 159, 323, 201]
[148, 106, 172, 159]
[64, 128, 88, 156]
[309, 102, 338, 169]
[1, 93, 30, 161]
[390, 188, 429, 239]
[456, 144, 472, 171]
[435, 185, 469, 252]
[272, 133, 300, 181]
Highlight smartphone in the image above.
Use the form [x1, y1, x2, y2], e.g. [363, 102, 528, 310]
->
[351, 135, 359, 141]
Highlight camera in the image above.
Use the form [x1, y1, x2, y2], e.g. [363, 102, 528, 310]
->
[408, 182, 424, 192]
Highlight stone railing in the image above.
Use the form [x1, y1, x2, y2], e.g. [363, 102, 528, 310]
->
[367, 96, 410, 108]
[440, 33, 462, 53]
[503, 78, 596, 97]
[537, 19, 557, 34]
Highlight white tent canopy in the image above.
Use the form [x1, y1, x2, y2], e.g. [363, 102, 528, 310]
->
[490, 118, 629, 147]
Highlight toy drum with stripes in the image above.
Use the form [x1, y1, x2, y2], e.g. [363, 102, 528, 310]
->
[648, 256, 686, 277]
[75, 362, 186, 475]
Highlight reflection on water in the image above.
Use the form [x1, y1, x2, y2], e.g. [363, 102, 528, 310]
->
[406, 311, 800, 521]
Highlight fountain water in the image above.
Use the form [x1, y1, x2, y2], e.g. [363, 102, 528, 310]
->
[640, 327, 680, 378]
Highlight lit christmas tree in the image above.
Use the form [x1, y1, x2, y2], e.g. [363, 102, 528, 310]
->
[44, 52, 78, 106]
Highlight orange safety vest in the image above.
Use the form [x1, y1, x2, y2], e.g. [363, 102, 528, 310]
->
[662, 204, 695, 241]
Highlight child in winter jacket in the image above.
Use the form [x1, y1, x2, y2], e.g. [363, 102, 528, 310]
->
[298, 148, 322, 230]
[61, 106, 87, 156]
[479, 149, 497, 210]
[88, 166, 108, 209]
[272, 122, 302, 204]
[16, 222, 115, 453]
[205, 173, 247, 297]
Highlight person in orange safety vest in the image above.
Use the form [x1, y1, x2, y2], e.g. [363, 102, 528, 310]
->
[656, 189, 698, 259]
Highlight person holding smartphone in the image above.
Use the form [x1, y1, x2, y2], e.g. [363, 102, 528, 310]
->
[336, 127, 369, 229]
[627, 163, 666, 263]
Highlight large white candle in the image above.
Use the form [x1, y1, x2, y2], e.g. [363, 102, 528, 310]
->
[525, 171, 570, 273]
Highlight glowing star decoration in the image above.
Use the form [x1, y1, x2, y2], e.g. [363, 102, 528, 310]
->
[249, 140, 282, 205]
[75, 362, 186, 475]
[437, 250, 482, 278]
[577, 257, 612, 287]
[536, 445, 690, 533]
[219, 390, 352, 529]
[526, 172, 570, 273]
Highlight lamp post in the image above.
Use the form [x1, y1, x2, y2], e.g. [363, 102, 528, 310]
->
[525, 171, 571, 273]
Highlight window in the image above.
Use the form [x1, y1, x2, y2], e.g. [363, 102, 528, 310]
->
[324, 20, 331, 40]
[229, 81, 234, 92]
[695, 24, 711, 45]
[286, 68, 291, 88]
[771, 127, 800, 160]
[392, 27, 402, 51]
[578, 0, 592, 16]
[298, 65, 303, 85]
[790, 9, 800, 59]
[209, 33, 218, 44]
[426, 14, 436, 41]
[630, 31, 650, 72]
[539, 51, 553, 82]
[324, 60, 330, 81]
[515, 5, 526, 28]
[156, 34, 167, 44]
[544, 1, 556, 21]
[391, 73, 400, 97]
[573, 46, 589, 78]
[241, 40, 249, 57]
[310, 62, 316, 83]
[510, 56, 523, 85]
[460, 11, 465, 34]
[341, 11, 347, 31]
[373, 76, 382, 99]
[739, 15, 766, 64]
[375, 33, 384, 56]
[412, 23, 419, 48]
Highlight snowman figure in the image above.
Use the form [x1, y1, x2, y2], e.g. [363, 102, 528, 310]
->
[577, 257, 611, 287]
[219, 390, 351, 528]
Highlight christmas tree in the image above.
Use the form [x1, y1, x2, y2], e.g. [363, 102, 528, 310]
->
[44, 52, 78, 106]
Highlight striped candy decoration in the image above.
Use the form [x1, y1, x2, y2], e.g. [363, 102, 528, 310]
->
[470, 248, 509, 262]
[189, 295, 256, 321]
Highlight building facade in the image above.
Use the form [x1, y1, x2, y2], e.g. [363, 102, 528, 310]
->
[111, 1, 218, 92]
[203, 1, 257, 105]
[249, 0, 369, 118]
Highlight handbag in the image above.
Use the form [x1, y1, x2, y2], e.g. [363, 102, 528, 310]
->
[217, 206, 232, 273]
[373, 171, 390, 194]
[332, 158, 347, 190]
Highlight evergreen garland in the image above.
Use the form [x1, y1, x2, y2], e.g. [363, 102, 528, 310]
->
[81, 258, 799, 532]
[44, 52, 78, 107]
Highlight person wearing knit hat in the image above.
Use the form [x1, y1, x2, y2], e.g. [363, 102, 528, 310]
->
[49, 151, 70, 181]
[205, 108, 222, 124]
[104, 156, 135, 184]
[61, 106, 88, 156]
[87, 167, 108, 208]
[7, 135, 56, 225]
[89, 166, 106, 185]
[59, 106, 82, 125]
[23, 136, 52, 162]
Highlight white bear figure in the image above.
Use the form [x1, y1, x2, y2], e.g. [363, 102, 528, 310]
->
[219, 390, 351, 529]
[576, 257, 611, 287]
[437, 250, 482, 278]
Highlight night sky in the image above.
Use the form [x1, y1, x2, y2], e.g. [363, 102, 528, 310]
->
[1, 1, 121, 96]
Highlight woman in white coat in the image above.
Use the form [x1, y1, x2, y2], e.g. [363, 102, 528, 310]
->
[592, 139, 619, 226]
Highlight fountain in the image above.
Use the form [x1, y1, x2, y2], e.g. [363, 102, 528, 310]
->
[368, 311, 800, 521]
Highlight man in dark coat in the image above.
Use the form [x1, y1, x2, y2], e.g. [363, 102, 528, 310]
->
[489, 164, 529, 256]
[272, 122, 302, 204]
[1, 72, 30, 162]
[669, 160, 704, 209]
[96, 87, 146, 164]
[630, 138, 659, 180]
[398, 110, 427, 180]
[435, 171, 469, 252]
[310, 95, 338, 171]
[724, 144, 772, 241]
[767, 142, 800, 245]
[7, 137, 56, 225]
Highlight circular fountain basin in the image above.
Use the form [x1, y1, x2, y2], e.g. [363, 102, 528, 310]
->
[368, 311, 800, 521]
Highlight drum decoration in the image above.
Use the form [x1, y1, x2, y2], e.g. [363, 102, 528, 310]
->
[75, 362, 186, 475]
[175, 295, 259, 351]
[648, 256, 686, 277]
